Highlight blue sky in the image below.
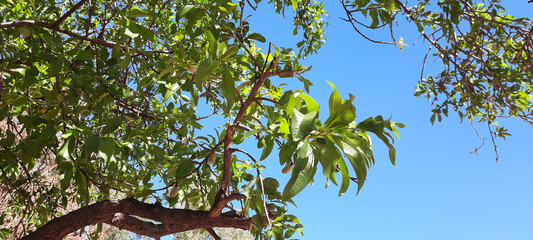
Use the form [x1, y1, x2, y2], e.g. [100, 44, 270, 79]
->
[244, 1, 533, 239]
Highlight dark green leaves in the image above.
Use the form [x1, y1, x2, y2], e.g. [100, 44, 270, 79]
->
[221, 67, 236, 113]
[357, 116, 405, 165]
[318, 139, 341, 185]
[175, 159, 195, 179]
[290, 109, 318, 141]
[195, 58, 219, 85]
[282, 140, 318, 200]
[248, 33, 266, 43]
[101, 116, 123, 135]
[127, 21, 156, 42]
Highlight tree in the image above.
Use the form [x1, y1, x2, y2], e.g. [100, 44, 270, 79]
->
[0, 0, 530, 239]
[0, 0, 402, 239]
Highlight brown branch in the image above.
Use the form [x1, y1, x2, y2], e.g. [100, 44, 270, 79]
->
[255, 97, 280, 105]
[211, 62, 276, 215]
[265, 69, 304, 78]
[206, 228, 222, 240]
[0, 20, 118, 48]
[231, 148, 258, 163]
[225, 29, 259, 69]
[21, 198, 251, 240]
[340, 0, 396, 45]
[53, 0, 89, 27]
[210, 57, 304, 217]
[209, 192, 247, 218]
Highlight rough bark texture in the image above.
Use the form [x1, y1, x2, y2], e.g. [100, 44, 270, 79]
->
[21, 198, 251, 240]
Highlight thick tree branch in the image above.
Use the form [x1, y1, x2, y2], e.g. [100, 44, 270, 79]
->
[21, 198, 251, 240]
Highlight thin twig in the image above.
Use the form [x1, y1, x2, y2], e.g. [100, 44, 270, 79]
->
[53, 0, 89, 26]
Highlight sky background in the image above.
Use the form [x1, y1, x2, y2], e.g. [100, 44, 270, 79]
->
[240, 1, 533, 239]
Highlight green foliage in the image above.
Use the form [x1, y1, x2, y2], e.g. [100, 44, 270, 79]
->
[0, 0, 400, 239]
[342, 0, 533, 146]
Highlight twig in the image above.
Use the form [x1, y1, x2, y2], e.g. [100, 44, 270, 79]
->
[0, 20, 118, 48]
[53, 0, 89, 26]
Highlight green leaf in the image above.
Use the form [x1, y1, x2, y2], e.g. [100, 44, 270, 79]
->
[357, 116, 400, 165]
[101, 116, 123, 135]
[158, 66, 178, 78]
[299, 93, 319, 112]
[234, 129, 262, 144]
[282, 140, 318, 200]
[279, 142, 296, 165]
[337, 158, 350, 196]
[119, 53, 131, 70]
[57, 137, 74, 161]
[129, 6, 156, 18]
[177, 5, 195, 19]
[163, 83, 180, 103]
[221, 67, 236, 113]
[369, 10, 379, 28]
[319, 139, 341, 185]
[76, 49, 93, 61]
[334, 136, 373, 194]
[98, 137, 115, 162]
[175, 159, 195, 179]
[290, 109, 318, 141]
[128, 21, 156, 42]
[324, 82, 342, 125]
[82, 136, 99, 157]
[248, 33, 266, 43]
[220, 45, 239, 62]
[263, 177, 280, 195]
[291, 0, 298, 11]
[260, 137, 274, 160]
[195, 58, 219, 84]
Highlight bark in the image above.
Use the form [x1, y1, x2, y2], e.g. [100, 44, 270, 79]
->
[21, 198, 251, 240]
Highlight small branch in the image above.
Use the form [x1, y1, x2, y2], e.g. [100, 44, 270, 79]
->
[487, 121, 500, 161]
[340, 0, 396, 45]
[257, 175, 272, 228]
[231, 148, 258, 163]
[265, 69, 303, 78]
[206, 228, 221, 240]
[225, 29, 259, 70]
[255, 97, 280, 105]
[53, 0, 89, 27]
[209, 193, 247, 218]
[0, 20, 118, 48]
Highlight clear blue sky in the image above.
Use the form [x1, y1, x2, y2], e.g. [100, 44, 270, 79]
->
[243, 1, 533, 239]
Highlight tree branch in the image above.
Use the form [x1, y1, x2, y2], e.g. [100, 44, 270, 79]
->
[210, 57, 304, 217]
[206, 228, 222, 240]
[21, 198, 251, 240]
[209, 193, 246, 218]
[53, 0, 89, 27]
[0, 20, 118, 48]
